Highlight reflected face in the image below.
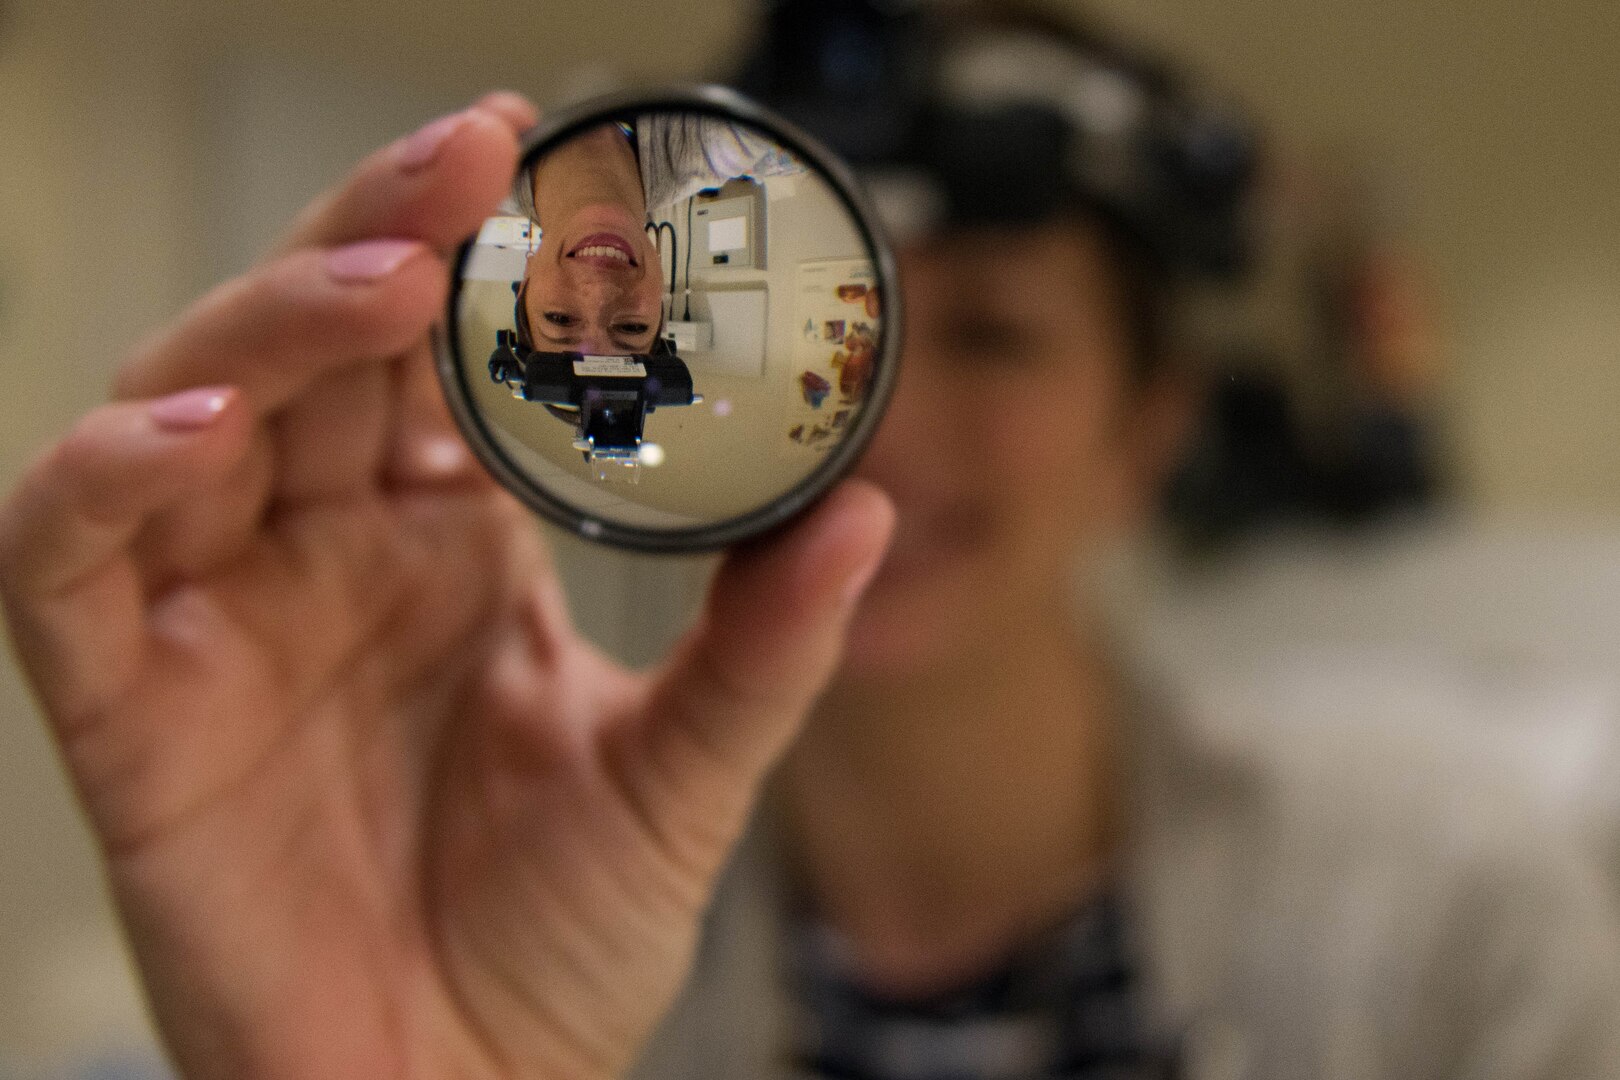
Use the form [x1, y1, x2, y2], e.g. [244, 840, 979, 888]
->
[522, 205, 664, 355]
[449, 99, 893, 545]
[524, 122, 664, 355]
[844, 221, 1176, 679]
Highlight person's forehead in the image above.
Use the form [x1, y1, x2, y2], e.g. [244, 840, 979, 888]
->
[902, 220, 1116, 287]
[912, 215, 1109, 253]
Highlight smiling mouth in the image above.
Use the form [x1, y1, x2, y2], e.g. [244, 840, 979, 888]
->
[567, 232, 638, 268]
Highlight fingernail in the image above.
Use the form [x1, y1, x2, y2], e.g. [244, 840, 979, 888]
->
[150, 386, 234, 431]
[396, 110, 468, 173]
[472, 90, 540, 130]
[327, 238, 423, 283]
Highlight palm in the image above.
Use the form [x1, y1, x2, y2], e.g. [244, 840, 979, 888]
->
[92, 465, 702, 1076]
[82, 438, 493, 1050]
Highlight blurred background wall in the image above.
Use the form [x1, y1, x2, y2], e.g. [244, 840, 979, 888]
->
[0, 0, 1615, 1069]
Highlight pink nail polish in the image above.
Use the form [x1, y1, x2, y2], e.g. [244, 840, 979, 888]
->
[396, 110, 468, 172]
[327, 238, 422, 283]
[150, 386, 234, 431]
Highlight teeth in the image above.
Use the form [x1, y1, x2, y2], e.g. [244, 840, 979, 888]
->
[572, 245, 630, 262]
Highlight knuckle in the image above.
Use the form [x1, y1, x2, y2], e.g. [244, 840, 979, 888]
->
[690, 630, 790, 718]
[112, 326, 173, 400]
[49, 413, 123, 507]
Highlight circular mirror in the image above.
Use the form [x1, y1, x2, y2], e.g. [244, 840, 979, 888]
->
[438, 85, 900, 552]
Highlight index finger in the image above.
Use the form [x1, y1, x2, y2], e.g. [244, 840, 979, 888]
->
[277, 92, 537, 257]
[115, 96, 531, 407]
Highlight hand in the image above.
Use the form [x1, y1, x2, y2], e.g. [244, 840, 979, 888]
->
[0, 93, 893, 1080]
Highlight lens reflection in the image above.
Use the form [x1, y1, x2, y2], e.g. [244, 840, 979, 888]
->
[456, 108, 884, 530]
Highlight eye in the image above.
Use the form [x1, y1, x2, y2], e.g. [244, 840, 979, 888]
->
[616, 322, 651, 336]
[543, 311, 576, 327]
[948, 315, 1038, 361]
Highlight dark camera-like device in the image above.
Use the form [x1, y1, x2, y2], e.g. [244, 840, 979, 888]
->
[489, 330, 701, 478]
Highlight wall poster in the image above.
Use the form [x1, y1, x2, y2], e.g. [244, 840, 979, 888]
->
[786, 257, 881, 453]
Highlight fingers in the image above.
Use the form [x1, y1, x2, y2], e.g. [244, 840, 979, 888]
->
[117, 92, 531, 405]
[0, 390, 254, 727]
[2, 92, 537, 719]
[126, 254, 420, 577]
[131, 421, 274, 586]
[115, 239, 443, 414]
[275, 97, 529, 257]
[120, 94, 530, 404]
[266, 358, 394, 504]
[469, 90, 540, 135]
[112, 92, 533, 496]
[2, 390, 252, 595]
[382, 344, 489, 492]
[632, 481, 895, 823]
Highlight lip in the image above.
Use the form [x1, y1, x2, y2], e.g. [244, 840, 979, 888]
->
[566, 231, 638, 269]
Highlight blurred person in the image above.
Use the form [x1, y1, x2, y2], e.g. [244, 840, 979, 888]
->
[1, 11, 1617, 1080]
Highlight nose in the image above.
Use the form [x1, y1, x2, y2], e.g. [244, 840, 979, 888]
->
[566, 272, 635, 354]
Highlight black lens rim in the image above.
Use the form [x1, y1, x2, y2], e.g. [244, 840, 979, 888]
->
[436, 83, 902, 553]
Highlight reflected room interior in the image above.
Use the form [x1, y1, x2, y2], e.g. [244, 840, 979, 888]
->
[455, 110, 884, 532]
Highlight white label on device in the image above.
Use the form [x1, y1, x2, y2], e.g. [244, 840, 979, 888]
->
[708, 215, 747, 252]
[573, 356, 646, 377]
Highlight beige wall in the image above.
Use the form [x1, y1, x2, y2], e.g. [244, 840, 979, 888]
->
[0, 0, 1615, 1067]
[0, 3, 204, 1066]
[1083, 0, 1620, 512]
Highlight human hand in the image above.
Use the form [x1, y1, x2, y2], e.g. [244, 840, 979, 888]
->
[0, 92, 892, 1080]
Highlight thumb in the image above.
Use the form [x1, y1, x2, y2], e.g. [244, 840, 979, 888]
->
[632, 480, 893, 826]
